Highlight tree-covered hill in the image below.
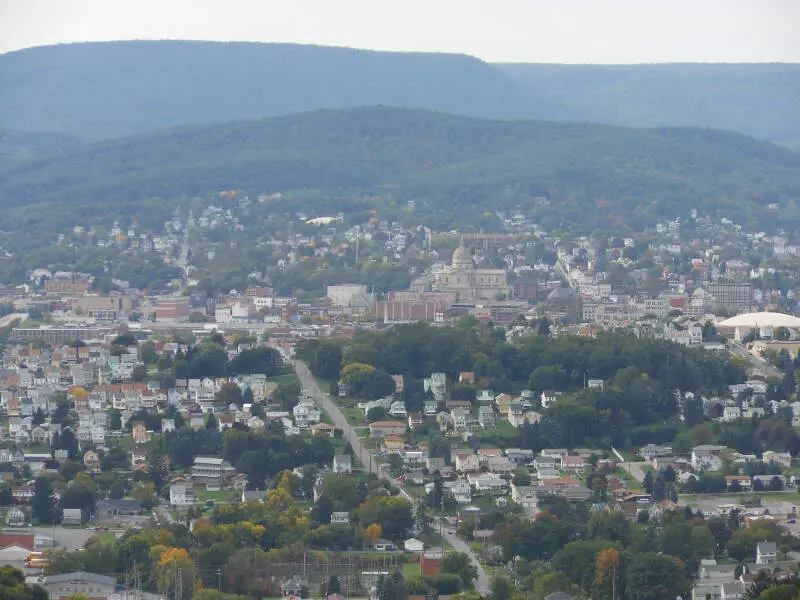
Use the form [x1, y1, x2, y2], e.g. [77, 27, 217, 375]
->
[498, 62, 800, 148]
[0, 40, 567, 140]
[2, 106, 799, 234]
[0, 129, 83, 165]
[1, 41, 797, 146]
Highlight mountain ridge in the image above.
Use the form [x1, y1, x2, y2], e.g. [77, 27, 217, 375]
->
[1, 40, 797, 145]
[2, 106, 798, 236]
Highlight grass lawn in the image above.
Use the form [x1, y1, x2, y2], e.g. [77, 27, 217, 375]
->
[195, 489, 237, 503]
[344, 408, 365, 426]
[27, 443, 50, 453]
[95, 532, 117, 545]
[267, 374, 301, 386]
[402, 562, 421, 579]
[312, 375, 334, 394]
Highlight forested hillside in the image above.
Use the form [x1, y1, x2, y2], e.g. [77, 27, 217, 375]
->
[2, 107, 799, 235]
[0, 129, 83, 165]
[498, 62, 800, 148]
[0, 40, 565, 139]
[0, 41, 796, 146]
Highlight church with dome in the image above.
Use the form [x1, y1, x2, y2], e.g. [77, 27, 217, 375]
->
[411, 238, 510, 302]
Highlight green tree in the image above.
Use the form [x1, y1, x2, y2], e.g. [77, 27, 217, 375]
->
[624, 553, 684, 600]
[441, 552, 478, 588]
[489, 574, 513, 600]
[32, 477, 56, 524]
[376, 572, 407, 600]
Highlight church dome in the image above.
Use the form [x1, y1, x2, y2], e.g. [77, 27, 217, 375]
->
[452, 238, 474, 269]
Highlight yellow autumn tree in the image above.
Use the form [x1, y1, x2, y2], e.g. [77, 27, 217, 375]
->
[266, 487, 293, 513]
[156, 547, 194, 600]
[71, 386, 89, 404]
[277, 470, 296, 496]
[594, 547, 621, 600]
[363, 523, 382, 545]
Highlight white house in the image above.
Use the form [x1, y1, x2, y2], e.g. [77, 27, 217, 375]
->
[169, 481, 195, 507]
[756, 541, 777, 565]
[333, 454, 353, 474]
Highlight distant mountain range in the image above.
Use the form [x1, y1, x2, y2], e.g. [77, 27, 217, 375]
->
[2, 107, 798, 235]
[498, 62, 800, 149]
[0, 41, 797, 146]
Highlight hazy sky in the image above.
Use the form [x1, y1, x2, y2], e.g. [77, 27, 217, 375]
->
[1, 0, 798, 63]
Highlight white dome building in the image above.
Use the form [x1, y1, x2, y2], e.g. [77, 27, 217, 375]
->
[717, 311, 800, 341]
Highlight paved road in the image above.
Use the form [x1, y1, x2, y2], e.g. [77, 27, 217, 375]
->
[623, 462, 650, 483]
[728, 341, 783, 378]
[295, 361, 490, 594]
[296, 361, 378, 477]
[441, 524, 490, 593]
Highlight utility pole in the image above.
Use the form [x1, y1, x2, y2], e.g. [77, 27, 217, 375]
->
[217, 568, 222, 592]
[176, 566, 183, 600]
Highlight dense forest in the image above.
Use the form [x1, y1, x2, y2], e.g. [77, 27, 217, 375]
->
[2, 107, 799, 238]
[499, 63, 800, 148]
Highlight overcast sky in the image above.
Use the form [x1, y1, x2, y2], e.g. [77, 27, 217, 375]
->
[1, 0, 798, 63]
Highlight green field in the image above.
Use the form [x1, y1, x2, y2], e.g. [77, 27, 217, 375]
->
[402, 561, 421, 579]
[195, 488, 237, 503]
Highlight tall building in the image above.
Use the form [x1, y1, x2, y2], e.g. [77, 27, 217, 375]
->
[412, 238, 509, 302]
[706, 282, 753, 313]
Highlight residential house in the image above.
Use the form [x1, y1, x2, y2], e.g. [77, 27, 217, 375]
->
[443, 479, 472, 504]
[562, 456, 588, 475]
[505, 448, 534, 464]
[425, 457, 446, 473]
[310, 423, 334, 437]
[131, 421, 148, 444]
[330, 512, 350, 525]
[369, 420, 406, 438]
[721, 582, 746, 600]
[169, 479, 195, 507]
[95, 499, 141, 520]
[191, 457, 235, 487]
[724, 475, 752, 491]
[454, 453, 480, 473]
[424, 373, 447, 401]
[451, 408, 474, 432]
[540, 390, 559, 409]
[333, 455, 353, 474]
[406, 412, 424, 429]
[62, 508, 82, 525]
[476, 390, 494, 404]
[485, 456, 514, 475]
[691, 445, 727, 471]
[756, 541, 777, 565]
[467, 474, 509, 492]
[638, 444, 673, 460]
[293, 401, 321, 428]
[762, 451, 792, 469]
[458, 372, 475, 384]
[435, 411, 453, 431]
[477, 406, 495, 429]
[511, 483, 539, 512]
